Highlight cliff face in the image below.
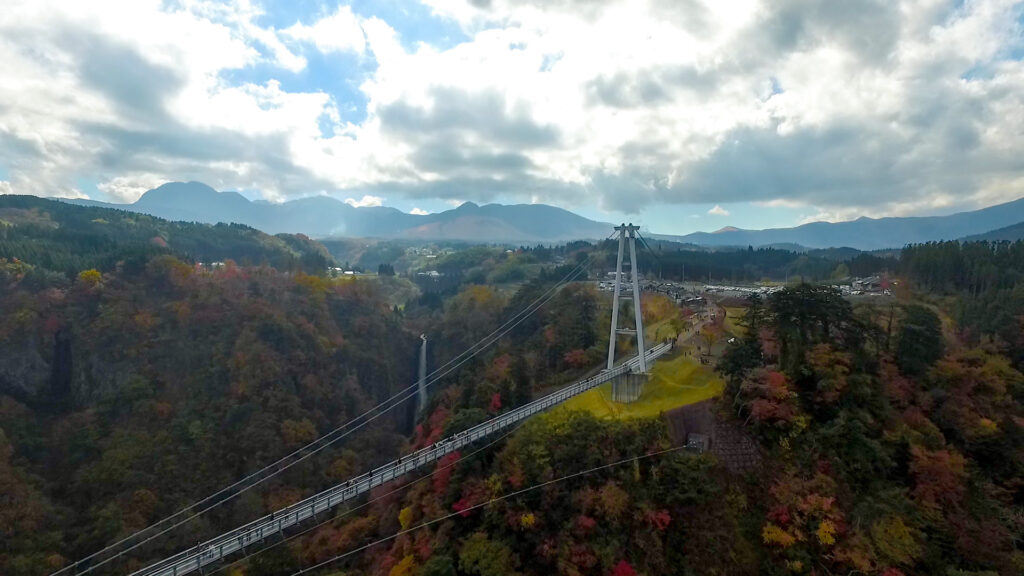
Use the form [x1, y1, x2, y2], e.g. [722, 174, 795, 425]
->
[0, 333, 49, 401]
[0, 256, 421, 574]
[0, 325, 130, 409]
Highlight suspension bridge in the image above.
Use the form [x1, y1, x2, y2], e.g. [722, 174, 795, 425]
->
[131, 343, 670, 576]
[59, 224, 668, 576]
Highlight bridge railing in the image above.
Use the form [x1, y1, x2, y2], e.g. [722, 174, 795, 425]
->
[130, 343, 672, 576]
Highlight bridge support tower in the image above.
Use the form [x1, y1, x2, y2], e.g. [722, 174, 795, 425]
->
[606, 224, 648, 402]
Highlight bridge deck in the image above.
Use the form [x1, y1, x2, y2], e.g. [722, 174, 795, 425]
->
[130, 343, 672, 576]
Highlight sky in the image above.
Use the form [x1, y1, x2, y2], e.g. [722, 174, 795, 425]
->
[1, 0, 1023, 235]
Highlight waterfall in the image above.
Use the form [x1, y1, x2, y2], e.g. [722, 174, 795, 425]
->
[416, 334, 428, 415]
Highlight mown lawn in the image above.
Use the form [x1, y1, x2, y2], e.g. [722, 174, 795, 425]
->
[646, 316, 677, 343]
[558, 353, 724, 419]
[723, 306, 747, 337]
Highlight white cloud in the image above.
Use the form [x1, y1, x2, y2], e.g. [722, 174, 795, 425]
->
[55, 187, 89, 200]
[345, 194, 384, 208]
[0, 0, 1022, 224]
[382, 0, 1024, 216]
[755, 198, 806, 209]
[708, 205, 730, 216]
[97, 174, 169, 203]
[0, 0, 328, 200]
[410, 207, 429, 215]
[0, 181, 13, 195]
[798, 192, 963, 224]
[282, 5, 366, 55]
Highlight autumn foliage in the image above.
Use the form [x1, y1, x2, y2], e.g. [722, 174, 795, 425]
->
[717, 284, 1024, 575]
[2, 199, 1023, 576]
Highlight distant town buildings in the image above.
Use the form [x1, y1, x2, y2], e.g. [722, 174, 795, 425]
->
[327, 267, 364, 278]
[836, 276, 891, 296]
[404, 247, 455, 258]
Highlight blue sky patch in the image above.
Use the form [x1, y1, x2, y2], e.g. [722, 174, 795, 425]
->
[75, 178, 101, 198]
[224, 48, 373, 124]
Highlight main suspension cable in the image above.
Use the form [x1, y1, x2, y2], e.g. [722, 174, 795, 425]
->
[209, 422, 527, 576]
[292, 444, 689, 575]
[55, 234, 610, 576]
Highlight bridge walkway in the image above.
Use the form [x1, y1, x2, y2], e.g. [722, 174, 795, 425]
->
[131, 342, 672, 576]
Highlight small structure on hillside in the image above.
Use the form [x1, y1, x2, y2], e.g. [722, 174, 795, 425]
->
[667, 401, 761, 472]
[685, 432, 710, 453]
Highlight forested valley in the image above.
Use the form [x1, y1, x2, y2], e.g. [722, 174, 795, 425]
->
[0, 197, 1021, 576]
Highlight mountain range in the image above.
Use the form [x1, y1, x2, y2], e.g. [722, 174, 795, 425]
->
[60, 182, 1024, 249]
[66, 182, 611, 243]
[654, 197, 1024, 250]
[960, 221, 1024, 243]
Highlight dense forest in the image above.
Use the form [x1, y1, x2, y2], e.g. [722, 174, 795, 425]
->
[321, 234, 900, 287]
[0, 196, 335, 278]
[0, 256, 422, 574]
[0, 200, 614, 574]
[716, 285, 1022, 575]
[338, 278, 1021, 576]
[1, 199, 1022, 576]
[629, 242, 840, 283]
[901, 241, 1024, 370]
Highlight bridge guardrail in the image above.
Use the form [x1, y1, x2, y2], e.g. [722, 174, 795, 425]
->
[131, 343, 672, 576]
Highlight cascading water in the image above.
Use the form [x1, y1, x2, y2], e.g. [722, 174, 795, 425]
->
[416, 334, 428, 415]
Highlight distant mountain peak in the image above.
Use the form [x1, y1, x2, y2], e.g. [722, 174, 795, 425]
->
[62, 181, 611, 242]
[713, 226, 740, 234]
[137, 181, 220, 203]
[154, 181, 217, 194]
[652, 195, 1024, 250]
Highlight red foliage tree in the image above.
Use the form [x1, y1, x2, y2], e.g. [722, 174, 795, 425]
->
[432, 451, 460, 495]
[767, 505, 791, 526]
[563, 348, 588, 368]
[575, 514, 597, 533]
[610, 560, 637, 576]
[909, 446, 966, 511]
[424, 406, 450, 447]
[413, 531, 433, 559]
[42, 314, 60, 335]
[452, 497, 474, 517]
[881, 360, 914, 407]
[452, 479, 488, 517]
[746, 370, 799, 426]
[570, 544, 597, 569]
[647, 509, 671, 531]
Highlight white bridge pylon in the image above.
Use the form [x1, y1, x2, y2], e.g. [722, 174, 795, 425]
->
[607, 223, 647, 373]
